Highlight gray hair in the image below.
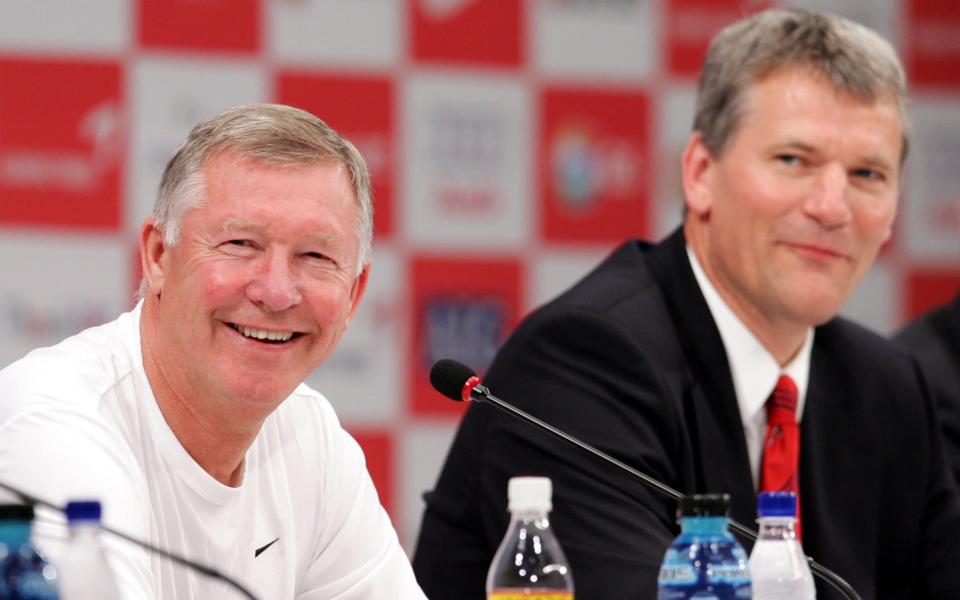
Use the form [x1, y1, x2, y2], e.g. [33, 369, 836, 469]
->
[153, 103, 373, 274]
[694, 9, 910, 163]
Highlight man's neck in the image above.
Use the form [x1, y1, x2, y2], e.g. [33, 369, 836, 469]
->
[139, 297, 262, 487]
[684, 223, 808, 366]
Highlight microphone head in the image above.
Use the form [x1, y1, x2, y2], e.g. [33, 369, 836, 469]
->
[430, 359, 478, 402]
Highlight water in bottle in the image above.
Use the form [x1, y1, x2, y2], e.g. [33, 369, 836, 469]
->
[56, 500, 121, 600]
[749, 491, 815, 599]
[0, 504, 59, 600]
[657, 493, 751, 599]
[486, 476, 574, 600]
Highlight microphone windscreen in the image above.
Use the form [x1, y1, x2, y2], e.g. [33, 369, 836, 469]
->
[430, 359, 477, 401]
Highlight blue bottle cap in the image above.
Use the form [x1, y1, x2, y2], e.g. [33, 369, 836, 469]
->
[65, 500, 102, 523]
[757, 491, 797, 517]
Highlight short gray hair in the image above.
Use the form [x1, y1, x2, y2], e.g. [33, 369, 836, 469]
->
[694, 9, 910, 162]
[153, 103, 373, 274]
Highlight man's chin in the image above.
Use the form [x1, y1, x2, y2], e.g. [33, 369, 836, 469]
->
[225, 378, 299, 411]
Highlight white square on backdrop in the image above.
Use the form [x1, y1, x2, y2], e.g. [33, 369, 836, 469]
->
[403, 72, 533, 250]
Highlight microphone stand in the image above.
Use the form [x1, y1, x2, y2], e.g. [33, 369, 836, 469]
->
[467, 382, 862, 600]
[0, 480, 259, 600]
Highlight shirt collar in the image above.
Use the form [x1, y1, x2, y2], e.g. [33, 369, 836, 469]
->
[685, 245, 814, 426]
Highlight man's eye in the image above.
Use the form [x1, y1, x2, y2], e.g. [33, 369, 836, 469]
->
[851, 167, 884, 181]
[228, 240, 255, 247]
[776, 154, 802, 166]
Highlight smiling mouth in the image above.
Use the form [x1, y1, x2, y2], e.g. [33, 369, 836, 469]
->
[228, 323, 302, 344]
[788, 242, 848, 260]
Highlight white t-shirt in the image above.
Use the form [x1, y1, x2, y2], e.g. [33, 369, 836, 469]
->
[0, 303, 426, 600]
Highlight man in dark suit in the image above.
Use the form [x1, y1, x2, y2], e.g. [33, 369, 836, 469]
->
[895, 292, 960, 483]
[412, 8, 960, 600]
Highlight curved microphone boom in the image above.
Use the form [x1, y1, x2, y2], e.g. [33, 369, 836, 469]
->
[0, 480, 259, 600]
[430, 358, 862, 600]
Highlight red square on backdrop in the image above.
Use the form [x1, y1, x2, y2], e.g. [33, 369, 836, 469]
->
[907, 0, 960, 88]
[276, 73, 395, 239]
[905, 268, 960, 320]
[666, 0, 772, 77]
[409, 256, 523, 417]
[410, 0, 523, 66]
[0, 58, 123, 231]
[347, 429, 396, 523]
[138, 0, 260, 53]
[540, 87, 652, 243]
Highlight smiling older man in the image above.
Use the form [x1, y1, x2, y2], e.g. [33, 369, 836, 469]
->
[0, 104, 426, 599]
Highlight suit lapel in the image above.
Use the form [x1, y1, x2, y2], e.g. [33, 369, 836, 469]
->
[800, 326, 880, 592]
[645, 229, 757, 533]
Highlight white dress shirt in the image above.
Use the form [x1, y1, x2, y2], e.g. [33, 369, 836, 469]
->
[686, 246, 814, 489]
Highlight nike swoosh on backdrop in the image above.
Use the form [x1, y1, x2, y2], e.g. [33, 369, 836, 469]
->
[255, 538, 279, 558]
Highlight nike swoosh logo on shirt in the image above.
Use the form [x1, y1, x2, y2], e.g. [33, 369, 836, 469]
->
[255, 538, 279, 558]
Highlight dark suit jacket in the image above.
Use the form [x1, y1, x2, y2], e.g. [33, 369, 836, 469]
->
[413, 229, 960, 600]
[895, 294, 960, 484]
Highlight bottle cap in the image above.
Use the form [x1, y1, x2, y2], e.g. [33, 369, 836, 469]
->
[677, 493, 730, 518]
[508, 476, 552, 512]
[757, 491, 797, 517]
[0, 504, 34, 521]
[65, 500, 103, 523]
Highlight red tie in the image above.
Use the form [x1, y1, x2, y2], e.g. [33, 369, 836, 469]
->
[760, 375, 801, 534]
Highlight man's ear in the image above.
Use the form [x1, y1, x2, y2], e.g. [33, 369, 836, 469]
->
[344, 265, 370, 328]
[140, 218, 168, 298]
[681, 131, 716, 217]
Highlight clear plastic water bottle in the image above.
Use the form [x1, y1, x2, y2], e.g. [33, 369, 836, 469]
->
[657, 493, 751, 599]
[486, 476, 574, 599]
[57, 501, 121, 600]
[749, 492, 815, 599]
[0, 504, 59, 600]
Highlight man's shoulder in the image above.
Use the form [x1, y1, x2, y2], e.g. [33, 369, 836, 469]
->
[815, 316, 923, 394]
[0, 312, 136, 420]
[492, 237, 688, 378]
[543, 239, 658, 312]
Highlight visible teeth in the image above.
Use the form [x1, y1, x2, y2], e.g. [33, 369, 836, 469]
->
[237, 325, 293, 342]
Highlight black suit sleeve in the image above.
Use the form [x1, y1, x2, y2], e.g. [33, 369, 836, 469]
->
[911, 359, 960, 598]
[413, 308, 690, 599]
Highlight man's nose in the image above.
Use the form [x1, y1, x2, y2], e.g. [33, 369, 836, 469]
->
[804, 163, 852, 228]
[247, 251, 302, 312]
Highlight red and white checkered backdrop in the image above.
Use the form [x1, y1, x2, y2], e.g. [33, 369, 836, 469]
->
[1, 0, 958, 553]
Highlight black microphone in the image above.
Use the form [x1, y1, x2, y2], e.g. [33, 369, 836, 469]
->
[0, 480, 258, 600]
[430, 358, 862, 600]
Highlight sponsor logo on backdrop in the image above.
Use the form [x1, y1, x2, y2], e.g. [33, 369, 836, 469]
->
[540, 88, 651, 242]
[1, 102, 121, 193]
[422, 298, 506, 371]
[410, 257, 521, 416]
[0, 58, 122, 229]
[1, 297, 112, 345]
[551, 125, 642, 213]
[427, 105, 508, 215]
